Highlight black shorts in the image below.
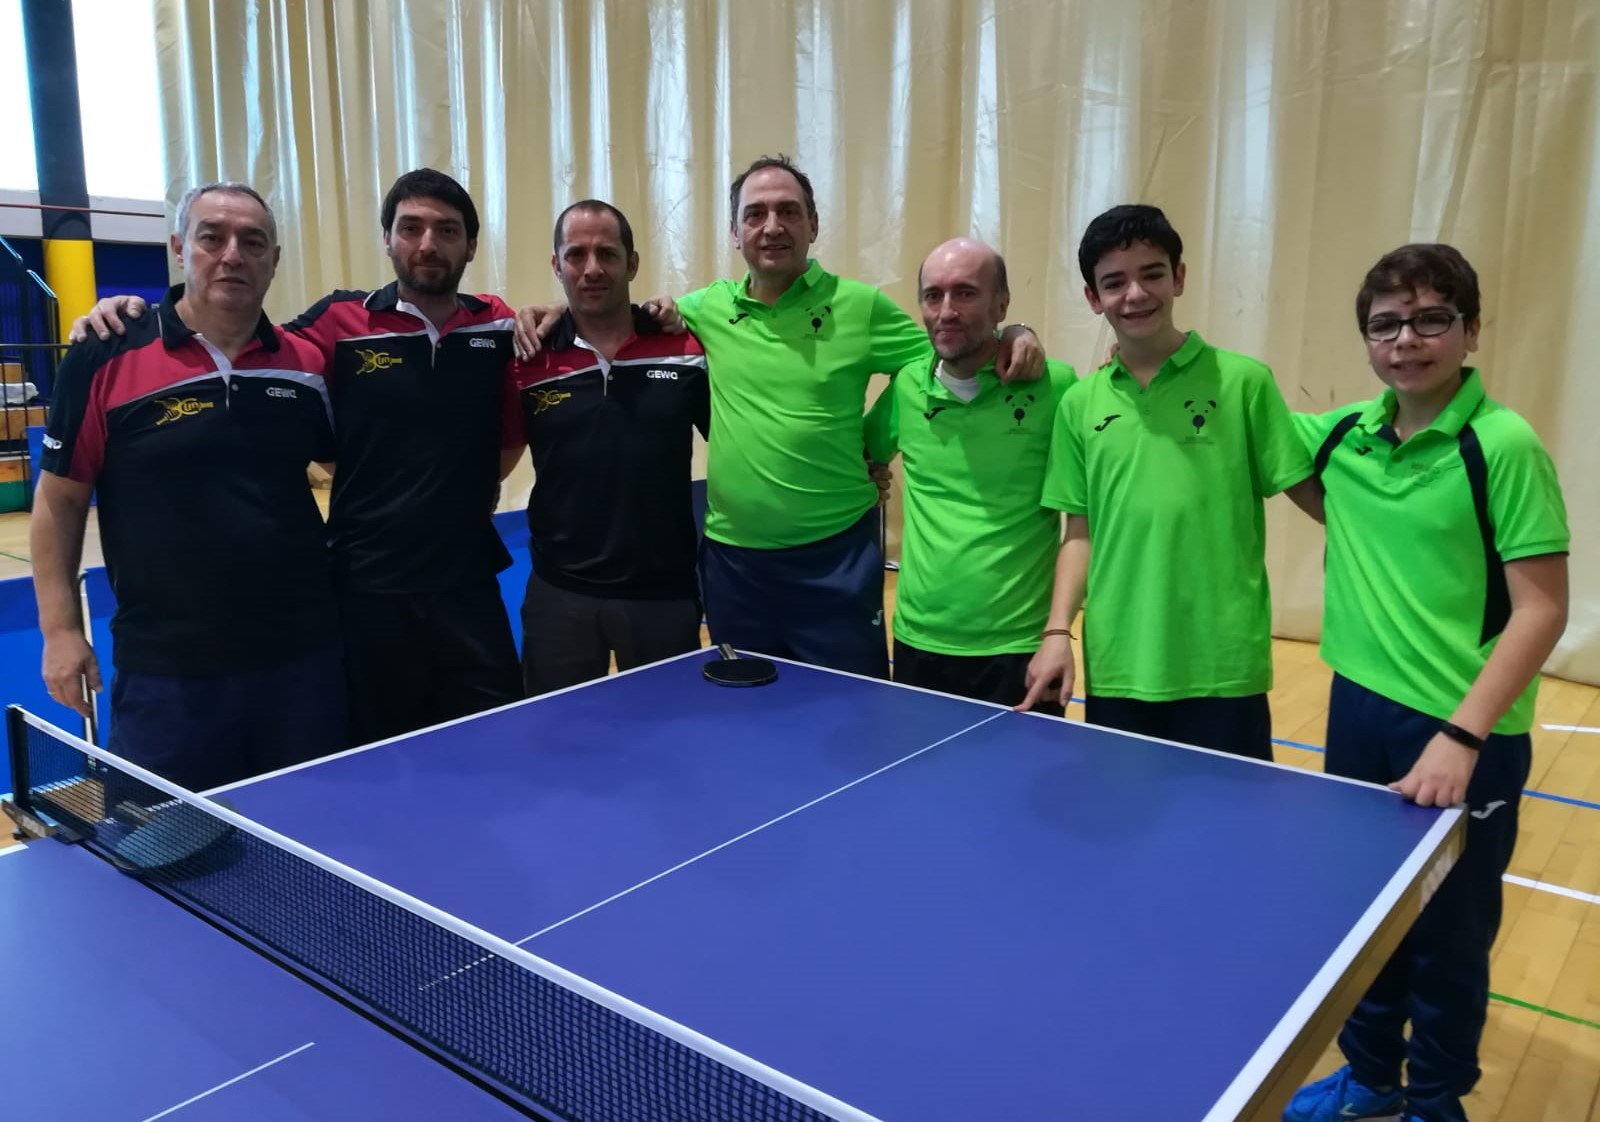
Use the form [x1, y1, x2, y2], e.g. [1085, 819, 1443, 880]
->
[1083, 693, 1272, 760]
[339, 579, 521, 745]
[893, 640, 1063, 716]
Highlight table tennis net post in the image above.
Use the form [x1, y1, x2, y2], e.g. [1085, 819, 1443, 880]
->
[4, 706, 856, 1122]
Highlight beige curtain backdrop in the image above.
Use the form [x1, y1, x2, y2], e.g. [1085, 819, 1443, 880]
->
[153, 0, 1598, 684]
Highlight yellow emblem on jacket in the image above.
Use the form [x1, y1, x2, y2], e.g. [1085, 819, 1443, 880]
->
[533, 389, 572, 414]
[355, 348, 404, 375]
[154, 397, 215, 426]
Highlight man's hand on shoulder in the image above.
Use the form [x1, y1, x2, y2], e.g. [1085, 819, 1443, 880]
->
[71, 295, 148, 343]
[996, 324, 1045, 384]
[513, 302, 566, 360]
[641, 295, 685, 334]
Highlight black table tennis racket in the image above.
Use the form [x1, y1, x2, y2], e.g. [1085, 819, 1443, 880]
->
[106, 798, 239, 873]
[702, 643, 778, 687]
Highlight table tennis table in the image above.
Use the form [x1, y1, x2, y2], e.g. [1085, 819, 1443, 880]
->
[2, 650, 1463, 1121]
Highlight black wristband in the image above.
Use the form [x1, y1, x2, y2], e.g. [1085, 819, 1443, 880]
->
[1439, 721, 1486, 752]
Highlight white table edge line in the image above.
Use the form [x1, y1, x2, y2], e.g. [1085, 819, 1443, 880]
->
[204, 649, 710, 795]
[1198, 808, 1464, 1120]
[764, 656, 1403, 793]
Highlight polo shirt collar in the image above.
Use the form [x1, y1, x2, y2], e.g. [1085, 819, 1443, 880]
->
[1357, 368, 1485, 437]
[157, 284, 280, 353]
[734, 258, 825, 309]
[364, 281, 488, 320]
[547, 305, 663, 353]
[919, 353, 999, 402]
[1107, 329, 1205, 383]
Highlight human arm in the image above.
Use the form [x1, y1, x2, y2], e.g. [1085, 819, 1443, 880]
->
[31, 473, 99, 718]
[70, 295, 146, 342]
[1016, 515, 1089, 711]
[994, 324, 1045, 384]
[1392, 554, 1568, 806]
[1284, 477, 1325, 523]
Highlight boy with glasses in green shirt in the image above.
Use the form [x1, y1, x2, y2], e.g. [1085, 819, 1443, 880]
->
[1284, 244, 1569, 1122]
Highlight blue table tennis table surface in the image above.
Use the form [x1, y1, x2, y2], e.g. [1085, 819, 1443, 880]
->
[4, 652, 1461, 1121]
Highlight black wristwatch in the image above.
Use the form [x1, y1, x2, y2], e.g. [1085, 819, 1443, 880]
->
[1439, 721, 1486, 752]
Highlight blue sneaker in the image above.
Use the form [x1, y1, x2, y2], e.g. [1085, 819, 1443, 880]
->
[1283, 1065, 1404, 1121]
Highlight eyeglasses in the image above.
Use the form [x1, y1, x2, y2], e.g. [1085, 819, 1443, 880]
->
[1362, 308, 1463, 343]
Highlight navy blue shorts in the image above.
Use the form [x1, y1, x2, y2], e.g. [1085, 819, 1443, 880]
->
[107, 644, 349, 791]
[700, 508, 888, 679]
[893, 640, 1063, 716]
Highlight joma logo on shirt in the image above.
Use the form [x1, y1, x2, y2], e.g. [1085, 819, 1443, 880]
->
[355, 348, 403, 375]
[533, 389, 572, 414]
[154, 397, 215, 426]
[468, 336, 497, 349]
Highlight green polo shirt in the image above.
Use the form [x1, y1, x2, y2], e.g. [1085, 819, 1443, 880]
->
[1041, 331, 1312, 700]
[678, 260, 929, 549]
[1295, 369, 1568, 734]
[865, 356, 1078, 656]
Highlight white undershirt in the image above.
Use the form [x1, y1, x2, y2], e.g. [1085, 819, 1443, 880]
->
[935, 360, 982, 402]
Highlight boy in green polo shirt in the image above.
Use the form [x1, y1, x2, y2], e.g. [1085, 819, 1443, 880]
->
[1018, 204, 1321, 756]
[864, 238, 1076, 712]
[1284, 244, 1569, 1122]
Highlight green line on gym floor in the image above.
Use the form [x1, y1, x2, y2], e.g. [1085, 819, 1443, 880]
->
[1490, 992, 1600, 1031]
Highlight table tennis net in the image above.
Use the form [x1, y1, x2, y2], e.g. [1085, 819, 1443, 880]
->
[8, 710, 844, 1122]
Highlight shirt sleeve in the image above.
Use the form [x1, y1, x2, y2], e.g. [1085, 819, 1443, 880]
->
[1244, 365, 1315, 497]
[692, 364, 711, 442]
[500, 360, 526, 450]
[1041, 380, 1088, 514]
[504, 359, 534, 449]
[41, 338, 110, 486]
[675, 284, 714, 335]
[1043, 359, 1079, 410]
[863, 373, 901, 463]
[1292, 408, 1340, 455]
[283, 291, 359, 368]
[1486, 417, 1570, 561]
[869, 289, 933, 375]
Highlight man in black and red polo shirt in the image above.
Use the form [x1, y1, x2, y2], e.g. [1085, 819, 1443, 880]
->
[512, 200, 709, 693]
[286, 170, 524, 744]
[33, 182, 345, 789]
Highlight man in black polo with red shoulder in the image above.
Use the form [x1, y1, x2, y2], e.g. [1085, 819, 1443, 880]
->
[512, 200, 709, 693]
[32, 182, 345, 790]
[286, 169, 524, 744]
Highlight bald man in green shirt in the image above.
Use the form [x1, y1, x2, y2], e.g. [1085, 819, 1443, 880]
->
[865, 237, 1076, 709]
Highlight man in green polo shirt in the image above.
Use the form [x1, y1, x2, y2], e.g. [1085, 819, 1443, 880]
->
[863, 237, 1076, 711]
[676, 155, 1043, 678]
[1017, 204, 1320, 757]
[1283, 244, 1569, 1122]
